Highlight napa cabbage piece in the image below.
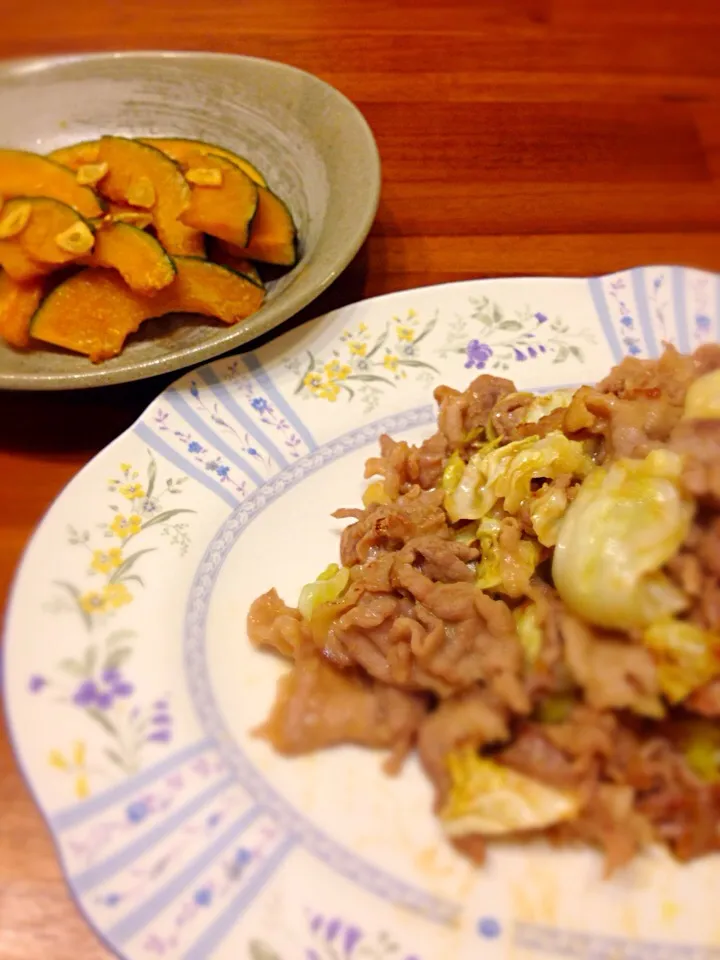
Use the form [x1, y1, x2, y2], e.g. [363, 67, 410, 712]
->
[474, 517, 541, 595]
[514, 602, 544, 665]
[298, 563, 350, 620]
[445, 432, 594, 523]
[643, 620, 720, 703]
[684, 370, 720, 420]
[521, 388, 576, 424]
[680, 721, 720, 783]
[529, 482, 571, 547]
[440, 748, 579, 837]
[552, 449, 693, 631]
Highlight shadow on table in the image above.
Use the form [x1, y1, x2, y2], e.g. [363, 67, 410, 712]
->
[0, 242, 372, 457]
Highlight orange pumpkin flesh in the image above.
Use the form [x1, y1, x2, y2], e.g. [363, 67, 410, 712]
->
[178, 153, 258, 246]
[221, 185, 297, 266]
[84, 222, 176, 295]
[0, 149, 103, 218]
[48, 141, 102, 169]
[30, 256, 265, 362]
[0, 196, 94, 268]
[61, 137, 205, 257]
[0, 272, 45, 348]
[143, 137, 267, 187]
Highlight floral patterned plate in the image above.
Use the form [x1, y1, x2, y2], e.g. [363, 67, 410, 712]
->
[4, 266, 720, 960]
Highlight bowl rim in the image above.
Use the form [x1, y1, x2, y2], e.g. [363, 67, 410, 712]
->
[0, 50, 382, 391]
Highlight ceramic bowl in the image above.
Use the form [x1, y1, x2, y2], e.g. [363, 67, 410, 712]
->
[0, 51, 381, 390]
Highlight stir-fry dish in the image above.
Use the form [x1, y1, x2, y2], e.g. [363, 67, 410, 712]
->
[247, 345, 720, 873]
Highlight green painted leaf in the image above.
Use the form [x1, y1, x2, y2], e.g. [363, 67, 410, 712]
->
[142, 509, 195, 531]
[54, 581, 92, 632]
[412, 314, 438, 346]
[105, 647, 132, 671]
[110, 548, 155, 583]
[83, 645, 97, 676]
[106, 629, 136, 647]
[339, 382, 355, 399]
[104, 748, 126, 769]
[248, 941, 282, 960]
[365, 325, 389, 359]
[85, 707, 118, 736]
[397, 359, 439, 372]
[498, 320, 523, 331]
[295, 350, 315, 394]
[347, 374, 396, 386]
[122, 574, 145, 587]
[59, 658, 86, 678]
[146, 457, 158, 499]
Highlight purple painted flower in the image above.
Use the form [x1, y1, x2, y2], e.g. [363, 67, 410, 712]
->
[343, 925, 362, 954]
[534, 312, 548, 324]
[310, 914, 324, 934]
[216, 464, 230, 479]
[95, 690, 114, 710]
[513, 348, 527, 362]
[104, 893, 121, 907]
[306, 951, 321, 960]
[194, 886, 213, 906]
[478, 916, 501, 939]
[325, 918, 341, 943]
[539, 344, 546, 353]
[147, 728, 172, 743]
[152, 713, 172, 726]
[528, 346, 537, 358]
[28, 674, 46, 693]
[464, 339, 493, 370]
[126, 800, 149, 823]
[189, 381, 199, 399]
[620, 314, 633, 328]
[627, 341, 642, 356]
[251, 397, 269, 413]
[73, 679, 99, 707]
[234, 847, 251, 868]
[654, 276, 663, 289]
[247, 447, 259, 457]
[696, 314, 712, 332]
[188, 440, 202, 454]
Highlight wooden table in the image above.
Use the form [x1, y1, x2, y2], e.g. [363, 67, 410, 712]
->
[1, 0, 720, 956]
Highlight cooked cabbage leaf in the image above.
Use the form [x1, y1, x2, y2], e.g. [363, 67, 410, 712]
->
[553, 449, 693, 631]
[445, 432, 594, 523]
[643, 619, 720, 703]
[684, 370, 720, 420]
[298, 563, 350, 620]
[440, 748, 579, 837]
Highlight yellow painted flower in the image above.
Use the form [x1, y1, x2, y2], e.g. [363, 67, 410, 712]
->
[303, 371, 323, 390]
[103, 582, 133, 609]
[358, 322, 368, 334]
[324, 359, 351, 381]
[396, 325, 414, 342]
[119, 482, 146, 501]
[348, 341, 367, 357]
[48, 749, 69, 770]
[79, 590, 108, 614]
[407, 308, 417, 320]
[90, 547, 123, 574]
[110, 513, 143, 539]
[49, 742, 90, 798]
[120, 462, 131, 472]
[316, 381, 341, 402]
[384, 354, 400, 372]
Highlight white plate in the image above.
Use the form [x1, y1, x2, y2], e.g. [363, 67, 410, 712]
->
[5, 266, 720, 960]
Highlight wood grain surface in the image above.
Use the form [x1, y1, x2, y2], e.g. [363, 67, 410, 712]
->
[1, 0, 720, 956]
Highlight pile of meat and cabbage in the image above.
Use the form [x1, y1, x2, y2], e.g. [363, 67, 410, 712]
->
[247, 345, 720, 873]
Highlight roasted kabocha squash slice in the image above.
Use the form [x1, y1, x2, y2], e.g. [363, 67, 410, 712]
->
[176, 153, 258, 247]
[143, 137, 267, 187]
[52, 137, 203, 256]
[83, 221, 176, 295]
[209, 240, 263, 286]
[0, 197, 96, 281]
[0, 271, 45, 348]
[30, 256, 265, 362]
[0, 149, 103, 218]
[220, 185, 297, 266]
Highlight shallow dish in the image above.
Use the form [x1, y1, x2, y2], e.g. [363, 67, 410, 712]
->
[0, 51, 380, 390]
[4, 266, 720, 958]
